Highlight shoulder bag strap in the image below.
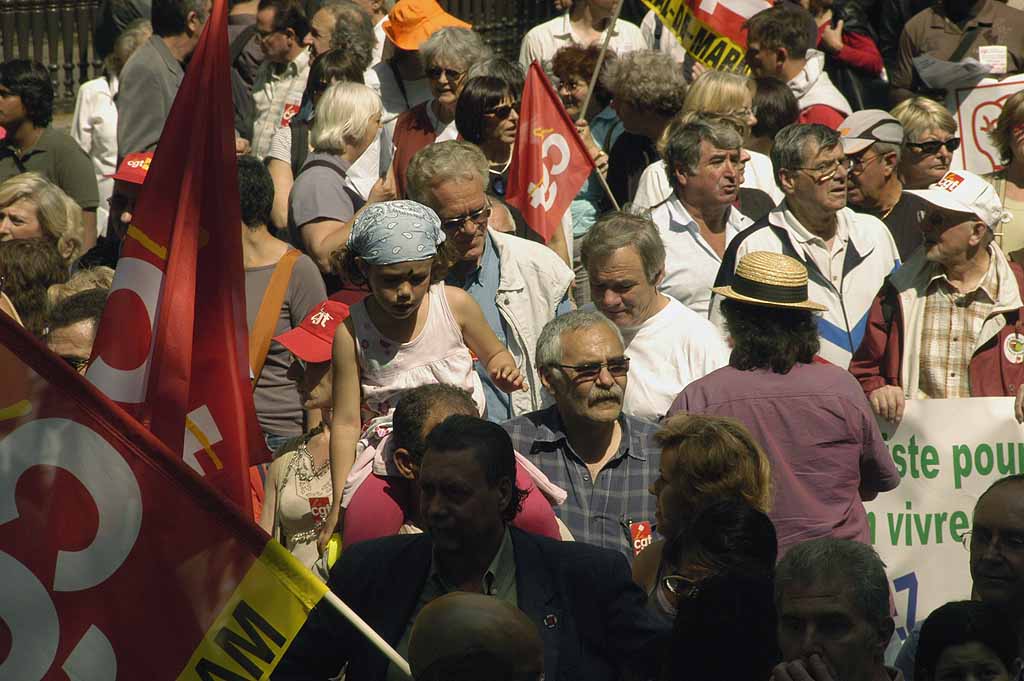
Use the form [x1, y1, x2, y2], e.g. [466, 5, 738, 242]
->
[250, 249, 302, 389]
[298, 158, 348, 180]
[948, 24, 982, 64]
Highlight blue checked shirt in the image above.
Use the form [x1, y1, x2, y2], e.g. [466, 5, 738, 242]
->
[502, 406, 661, 562]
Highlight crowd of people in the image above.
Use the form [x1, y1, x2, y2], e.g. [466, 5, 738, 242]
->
[5, 0, 1024, 678]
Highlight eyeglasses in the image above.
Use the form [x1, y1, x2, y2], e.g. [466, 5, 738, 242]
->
[256, 28, 283, 42]
[662, 575, 702, 599]
[441, 201, 491, 232]
[849, 152, 883, 175]
[730, 106, 754, 119]
[426, 66, 464, 82]
[791, 156, 852, 182]
[484, 103, 519, 120]
[961, 529, 1024, 553]
[556, 78, 587, 93]
[63, 356, 90, 373]
[556, 356, 630, 381]
[906, 137, 960, 155]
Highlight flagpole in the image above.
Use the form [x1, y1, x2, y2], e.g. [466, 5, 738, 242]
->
[324, 590, 413, 679]
[578, 0, 623, 212]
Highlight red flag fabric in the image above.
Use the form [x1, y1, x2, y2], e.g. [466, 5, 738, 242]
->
[0, 313, 326, 680]
[505, 60, 597, 243]
[87, 0, 264, 513]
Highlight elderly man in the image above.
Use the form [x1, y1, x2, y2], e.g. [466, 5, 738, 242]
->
[893, 474, 1024, 680]
[503, 310, 661, 561]
[272, 415, 667, 681]
[672, 251, 899, 553]
[648, 115, 755, 317]
[850, 170, 1024, 424]
[772, 538, 898, 681]
[45, 289, 109, 374]
[841, 110, 930, 260]
[581, 211, 728, 420]
[118, 0, 211, 156]
[714, 123, 901, 368]
[249, 0, 310, 159]
[408, 592, 544, 681]
[407, 141, 574, 421]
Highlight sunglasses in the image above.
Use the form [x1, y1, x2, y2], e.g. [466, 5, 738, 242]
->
[441, 201, 491, 232]
[63, 356, 90, 373]
[906, 137, 960, 155]
[556, 357, 630, 381]
[484, 103, 519, 120]
[426, 66, 464, 82]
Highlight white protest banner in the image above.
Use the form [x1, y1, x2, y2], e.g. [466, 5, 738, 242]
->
[865, 397, 1024, 641]
[641, 0, 771, 73]
[951, 74, 1024, 174]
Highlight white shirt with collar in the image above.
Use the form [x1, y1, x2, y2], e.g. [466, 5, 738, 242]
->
[518, 12, 645, 72]
[619, 295, 730, 420]
[371, 17, 386, 68]
[650, 194, 754, 317]
[252, 49, 311, 159]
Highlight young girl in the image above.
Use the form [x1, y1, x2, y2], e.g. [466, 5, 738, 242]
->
[322, 200, 524, 544]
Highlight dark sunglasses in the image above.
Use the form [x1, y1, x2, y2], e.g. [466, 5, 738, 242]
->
[426, 66, 464, 81]
[906, 137, 960, 155]
[440, 202, 491, 232]
[557, 357, 630, 381]
[63, 356, 90, 372]
[484, 103, 519, 120]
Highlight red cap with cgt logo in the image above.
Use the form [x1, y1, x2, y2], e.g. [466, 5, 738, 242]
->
[274, 299, 350, 363]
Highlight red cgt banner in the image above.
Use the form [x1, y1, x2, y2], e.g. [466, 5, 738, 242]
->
[506, 60, 596, 243]
[0, 312, 325, 680]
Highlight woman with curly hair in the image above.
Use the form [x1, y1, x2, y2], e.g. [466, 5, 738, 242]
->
[0, 172, 84, 266]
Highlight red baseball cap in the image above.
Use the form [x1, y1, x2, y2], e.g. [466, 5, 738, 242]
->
[111, 152, 154, 184]
[274, 299, 350, 363]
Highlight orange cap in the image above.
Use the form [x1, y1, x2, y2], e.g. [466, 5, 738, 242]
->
[382, 0, 471, 52]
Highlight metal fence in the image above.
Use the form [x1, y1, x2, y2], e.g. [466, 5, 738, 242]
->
[442, 0, 557, 62]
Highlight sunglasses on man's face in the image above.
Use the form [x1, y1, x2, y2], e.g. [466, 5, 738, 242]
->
[906, 137, 960, 155]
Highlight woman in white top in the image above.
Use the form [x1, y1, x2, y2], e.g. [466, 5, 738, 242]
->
[71, 20, 150, 234]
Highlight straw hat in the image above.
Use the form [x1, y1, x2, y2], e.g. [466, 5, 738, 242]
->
[712, 251, 827, 311]
[382, 0, 471, 52]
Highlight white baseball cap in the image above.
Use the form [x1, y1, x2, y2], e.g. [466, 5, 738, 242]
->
[838, 110, 904, 155]
[905, 170, 1008, 229]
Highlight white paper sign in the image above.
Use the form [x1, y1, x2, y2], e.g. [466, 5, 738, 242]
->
[951, 74, 1024, 174]
[979, 46, 1009, 75]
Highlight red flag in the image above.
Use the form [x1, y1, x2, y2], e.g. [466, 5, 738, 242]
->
[0, 313, 326, 680]
[87, 0, 264, 513]
[506, 60, 597, 243]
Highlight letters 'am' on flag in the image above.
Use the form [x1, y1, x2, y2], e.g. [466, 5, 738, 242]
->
[86, 0, 265, 513]
[506, 60, 596, 244]
[0, 313, 326, 680]
[642, 0, 771, 73]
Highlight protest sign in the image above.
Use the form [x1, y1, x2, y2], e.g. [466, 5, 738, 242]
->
[865, 397, 1024, 640]
[641, 0, 770, 73]
[951, 74, 1024, 174]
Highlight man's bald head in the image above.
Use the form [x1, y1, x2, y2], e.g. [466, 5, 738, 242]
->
[409, 592, 543, 681]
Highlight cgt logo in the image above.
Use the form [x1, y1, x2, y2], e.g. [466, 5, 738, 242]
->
[936, 172, 965, 192]
[527, 129, 571, 211]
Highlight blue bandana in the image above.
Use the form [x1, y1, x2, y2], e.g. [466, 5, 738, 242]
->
[347, 200, 446, 265]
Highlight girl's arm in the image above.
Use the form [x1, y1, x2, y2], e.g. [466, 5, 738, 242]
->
[258, 457, 284, 535]
[321, 317, 363, 550]
[446, 286, 525, 393]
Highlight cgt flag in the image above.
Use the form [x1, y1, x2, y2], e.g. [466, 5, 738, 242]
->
[0, 312, 327, 680]
[506, 60, 596, 243]
[641, 0, 771, 73]
[86, 0, 264, 512]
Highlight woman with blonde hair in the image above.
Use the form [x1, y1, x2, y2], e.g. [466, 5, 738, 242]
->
[983, 90, 1024, 256]
[633, 413, 772, 625]
[632, 69, 782, 214]
[288, 81, 382, 282]
[0, 172, 83, 266]
[890, 96, 959, 190]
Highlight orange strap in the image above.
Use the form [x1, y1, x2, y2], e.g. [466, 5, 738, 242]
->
[250, 249, 301, 389]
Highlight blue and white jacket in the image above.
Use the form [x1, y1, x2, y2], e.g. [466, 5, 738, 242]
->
[710, 203, 901, 368]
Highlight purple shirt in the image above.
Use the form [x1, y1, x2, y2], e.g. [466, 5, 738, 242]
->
[668, 362, 899, 555]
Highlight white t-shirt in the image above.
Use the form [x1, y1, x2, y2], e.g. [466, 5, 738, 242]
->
[641, 10, 686, 63]
[71, 76, 118, 234]
[620, 295, 730, 420]
[631, 149, 782, 214]
[519, 13, 646, 72]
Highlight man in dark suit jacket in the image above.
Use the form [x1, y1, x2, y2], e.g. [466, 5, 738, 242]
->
[272, 415, 668, 681]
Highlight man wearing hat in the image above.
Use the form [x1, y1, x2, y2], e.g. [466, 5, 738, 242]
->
[840, 109, 931, 260]
[670, 250, 899, 555]
[712, 123, 901, 369]
[850, 170, 1024, 425]
[371, 0, 469, 135]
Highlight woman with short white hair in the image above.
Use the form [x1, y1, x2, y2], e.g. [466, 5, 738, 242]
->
[288, 81, 382, 280]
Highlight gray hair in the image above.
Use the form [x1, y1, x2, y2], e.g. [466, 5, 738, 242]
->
[663, 114, 744, 191]
[536, 310, 625, 374]
[775, 538, 891, 632]
[324, 1, 376, 74]
[605, 50, 686, 117]
[771, 123, 841, 185]
[465, 57, 524, 95]
[580, 211, 666, 284]
[311, 81, 381, 153]
[870, 140, 902, 164]
[406, 140, 489, 209]
[420, 27, 491, 72]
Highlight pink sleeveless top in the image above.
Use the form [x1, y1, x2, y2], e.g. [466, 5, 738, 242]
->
[349, 283, 486, 421]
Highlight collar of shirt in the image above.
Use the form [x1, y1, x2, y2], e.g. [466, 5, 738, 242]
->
[151, 34, 185, 72]
[531, 405, 646, 462]
[3, 126, 59, 161]
[269, 48, 310, 80]
[665, 194, 744, 238]
[555, 11, 623, 43]
[776, 202, 850, 250]
[428, 526, 516, 597]
[926, 246, 999, 301]
[447, 231, 499, 290]
[930, 0, 995, 30]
